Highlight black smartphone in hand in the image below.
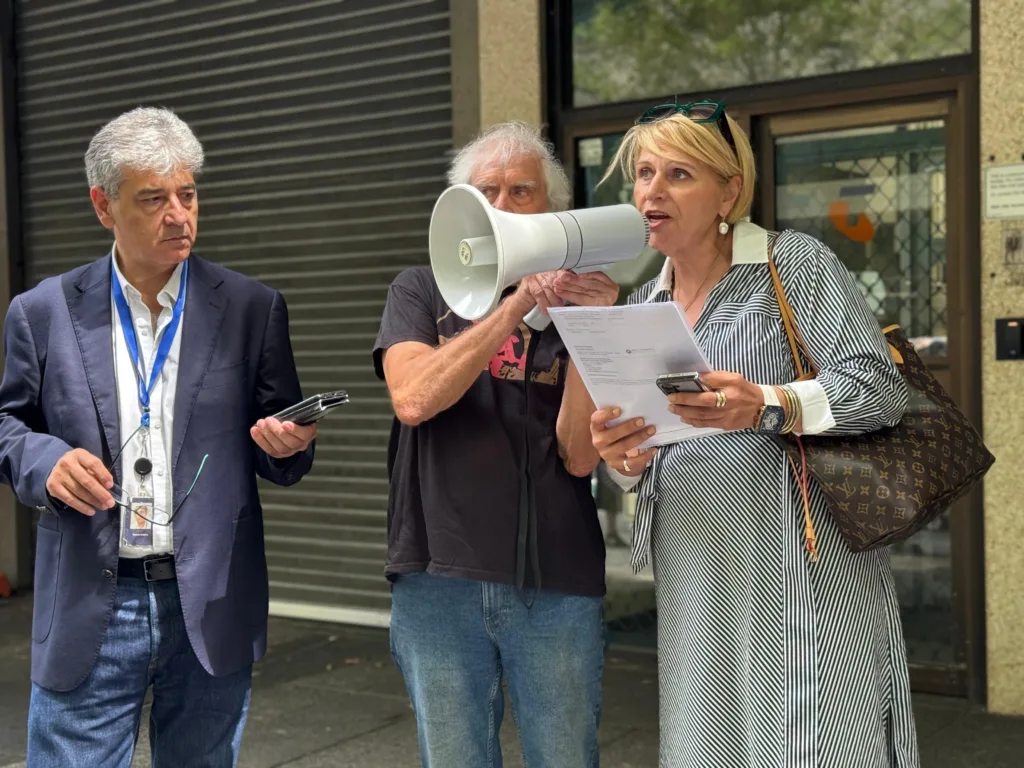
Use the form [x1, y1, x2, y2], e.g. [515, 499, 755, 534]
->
[655, 372, 711, 396]
[272, 390, 350, 426]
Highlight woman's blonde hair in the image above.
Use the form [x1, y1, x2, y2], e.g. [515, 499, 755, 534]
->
[602, 110, 757, 224]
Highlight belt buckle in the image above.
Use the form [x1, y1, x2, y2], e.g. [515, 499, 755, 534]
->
[143, 556, 172, 582]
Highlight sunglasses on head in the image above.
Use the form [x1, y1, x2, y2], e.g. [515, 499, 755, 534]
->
[636, 100, 737, 155]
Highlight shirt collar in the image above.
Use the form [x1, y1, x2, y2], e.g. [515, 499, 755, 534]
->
[647, 220, 769, 303]
[111, 242, 185, 309]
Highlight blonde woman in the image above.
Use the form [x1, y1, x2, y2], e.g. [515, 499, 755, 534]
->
[589, 102, 921, 767]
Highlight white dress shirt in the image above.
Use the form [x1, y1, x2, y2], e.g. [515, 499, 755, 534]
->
[110, 245, 184, 558]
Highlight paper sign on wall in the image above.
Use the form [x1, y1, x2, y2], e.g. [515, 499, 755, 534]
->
[985, 164, 1024, 219]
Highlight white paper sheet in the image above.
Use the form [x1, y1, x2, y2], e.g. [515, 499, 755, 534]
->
[547, 302, 723, 448]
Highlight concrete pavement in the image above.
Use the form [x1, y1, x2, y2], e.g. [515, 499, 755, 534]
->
[1, 591, 1022, 767]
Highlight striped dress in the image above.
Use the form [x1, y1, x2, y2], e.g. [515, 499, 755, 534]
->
[623, 226, 921, 767]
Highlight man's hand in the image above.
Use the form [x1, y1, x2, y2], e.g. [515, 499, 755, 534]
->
[45, 448, 114, 516]
[510, 270, 620, 318]
[511, 271, 563, 316]
[250, 417, 317, 459]
[251, 417, 315, 460]
[553, 271, 619, 307]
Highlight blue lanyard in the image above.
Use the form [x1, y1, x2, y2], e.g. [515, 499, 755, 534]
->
[111, 258, 189, 428]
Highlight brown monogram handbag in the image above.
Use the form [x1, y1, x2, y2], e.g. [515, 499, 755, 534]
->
[766, 246, 995, 555]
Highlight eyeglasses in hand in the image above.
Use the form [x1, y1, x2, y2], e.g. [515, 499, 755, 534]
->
[105, 423, 208, 526]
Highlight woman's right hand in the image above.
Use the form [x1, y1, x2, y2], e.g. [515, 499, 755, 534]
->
[590, 407, 658, 477]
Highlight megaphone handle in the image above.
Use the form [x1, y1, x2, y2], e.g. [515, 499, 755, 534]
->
[524, 306, 551, 331]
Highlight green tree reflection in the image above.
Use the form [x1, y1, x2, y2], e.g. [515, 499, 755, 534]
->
[573, 0, 971, 106]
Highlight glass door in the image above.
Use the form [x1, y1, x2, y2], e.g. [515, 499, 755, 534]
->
[757, 98, 979, 695]
[572, 129, 661, 650]
[563, 101, 981, 695]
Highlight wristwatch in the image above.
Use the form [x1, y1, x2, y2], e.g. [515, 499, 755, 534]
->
[753, 385, 786, 433]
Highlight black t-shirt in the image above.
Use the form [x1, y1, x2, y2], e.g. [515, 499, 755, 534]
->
[372, 267, 606, 597]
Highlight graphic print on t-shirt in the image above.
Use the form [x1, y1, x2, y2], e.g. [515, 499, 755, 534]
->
[437, 310, 561, 386]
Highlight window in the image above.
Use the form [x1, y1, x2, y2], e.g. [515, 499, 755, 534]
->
[572, 0, 972, 107]
[774, 121, 949, 358]
[576, 134, 665, 294]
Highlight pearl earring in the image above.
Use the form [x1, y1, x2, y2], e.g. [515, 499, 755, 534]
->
[719, 220, 730, 235]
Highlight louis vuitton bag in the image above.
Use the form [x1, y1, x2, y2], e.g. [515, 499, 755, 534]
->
[767, 245, 995, 553]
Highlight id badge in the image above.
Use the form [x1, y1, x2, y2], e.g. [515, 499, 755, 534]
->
[122, 496, 155, 548]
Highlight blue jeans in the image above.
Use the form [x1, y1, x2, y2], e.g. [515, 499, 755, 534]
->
[390, 572, 605, 768]
[27, 576, 252, 768]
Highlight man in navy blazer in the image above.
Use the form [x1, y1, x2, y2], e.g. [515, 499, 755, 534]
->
[0, 107, 316, 767]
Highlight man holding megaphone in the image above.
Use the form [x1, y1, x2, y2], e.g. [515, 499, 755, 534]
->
[372, 121, 626, 767]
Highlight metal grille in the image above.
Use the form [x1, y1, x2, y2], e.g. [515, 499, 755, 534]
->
[14, 0, 453, 617]
[774, 121, 954, 665]
[775, 121, 949, 358]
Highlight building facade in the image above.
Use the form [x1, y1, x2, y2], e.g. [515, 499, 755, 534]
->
[1, 0, 1022, 716]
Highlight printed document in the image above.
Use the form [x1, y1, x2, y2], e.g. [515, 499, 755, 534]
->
[547, 302, 723, 448]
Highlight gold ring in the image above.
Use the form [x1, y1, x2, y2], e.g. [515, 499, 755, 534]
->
[623, 459, 632, 473]
[715, 390, 727, 408]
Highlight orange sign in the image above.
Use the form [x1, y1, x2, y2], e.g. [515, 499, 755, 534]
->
[829, 201, 875, 242]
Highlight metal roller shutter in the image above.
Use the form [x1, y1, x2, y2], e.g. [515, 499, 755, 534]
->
[14, 0, 452, 622]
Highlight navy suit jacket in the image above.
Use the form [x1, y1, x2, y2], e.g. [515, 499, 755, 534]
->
[0, 253, 314, 692]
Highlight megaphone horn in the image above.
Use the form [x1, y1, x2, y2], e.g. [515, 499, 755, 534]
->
[428, 184, 650, 329]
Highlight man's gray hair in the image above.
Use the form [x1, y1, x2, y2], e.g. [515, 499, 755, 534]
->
[85, 107, 204, 199]
[446, 121, 571, 211]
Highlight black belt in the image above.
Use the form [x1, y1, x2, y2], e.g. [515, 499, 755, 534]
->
[117, 554, 176, 582]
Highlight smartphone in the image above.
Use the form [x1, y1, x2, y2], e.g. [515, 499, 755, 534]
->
[655, 372, 711, 395]
[272, 390, 350, 426]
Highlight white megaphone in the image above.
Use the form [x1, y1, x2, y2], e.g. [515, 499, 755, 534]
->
[429, 184, 650, 330]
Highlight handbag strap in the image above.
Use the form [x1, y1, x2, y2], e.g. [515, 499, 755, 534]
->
[767, 235, 904, 371]
[766, 233, 819, 381]
[765, 232, 819, 562]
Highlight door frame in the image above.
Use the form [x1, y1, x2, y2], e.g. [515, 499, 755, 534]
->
[757, 97, 959, 379]
[555, 73, 984, 701]
[754, 86, 982, 700]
